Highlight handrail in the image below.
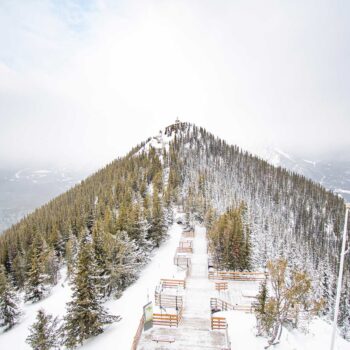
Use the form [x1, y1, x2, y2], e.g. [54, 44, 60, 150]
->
[211, 316, 227, 330]
[174, 255, 191, 268]
[179, 240, 193, 248]
[210, 297, 255, 313]
[155, 291, 183, 309]
[215, 282, 228, 291]
[153, 307, 183, 327]
[209, 270, 267, 281]
[131, 315, 145, 350]
[161, 278, 186, 289]
[177, 246, 193, 253]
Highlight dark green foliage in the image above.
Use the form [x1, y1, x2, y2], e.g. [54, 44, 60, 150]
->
[25, 234, 48, 303]
[256, 278, 268, 316]
[0, 265, 20, 330]
[62, 234, 120, 349]
[208, 205, 251, 271]
[148, 188, 166, 248]
[26, 309, 60, 350]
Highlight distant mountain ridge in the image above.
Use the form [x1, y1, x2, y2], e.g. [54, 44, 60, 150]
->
[0, 167, 87, 232]
[255, 146, 350, 201]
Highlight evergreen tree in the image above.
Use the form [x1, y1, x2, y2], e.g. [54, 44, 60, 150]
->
[25, 235, 48, 303]
[149, 189, 166, 247]
[255, 278, 271, 336]
[128, 204, 152, 254]
[65, 233, 78, 279]
[43, 245, 60, 286]
[26, 309, 60, 350]
[338, 281, 350, 340]
[62, 234, 120, 348]
[208, 205, 251, 271]
[0, 265, 20, 330]
[112, 231, 143, 292]
[92, 224, 111, 299]
[11, 248, 26, 289]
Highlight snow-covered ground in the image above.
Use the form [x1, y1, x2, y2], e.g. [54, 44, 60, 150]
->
[82, 222, 183, 350]
[0, 268, 73, 349]
[0, 222, 183, 349]
[1, 218, 349, 349]
[216, 310, 349, 350]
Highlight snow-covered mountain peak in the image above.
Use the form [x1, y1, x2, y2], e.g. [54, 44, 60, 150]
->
[135, 120, 194, 156]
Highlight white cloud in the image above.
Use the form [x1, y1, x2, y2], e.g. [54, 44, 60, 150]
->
[0, 0, 349, 169]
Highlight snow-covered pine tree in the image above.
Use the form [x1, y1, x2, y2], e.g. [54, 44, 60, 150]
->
[43, 246, 60, 286]
[11, 246, 26, 289]
[62, 232, 120, 348]
[65, 232, 78, 280]
[128, 203, 153, 257]
[338, 280, 350, 340]
[0, 265, 20, 330]
[149, 188, 166, 248]
[92, 223, 112, 299]
[25, 234, 48, 303]
[208, 205, 252, 271]
[26, 309, 60, 350]
[254, 278, 271, 336]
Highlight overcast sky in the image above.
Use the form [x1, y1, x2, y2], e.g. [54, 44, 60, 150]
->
[0, 0, 349, 169]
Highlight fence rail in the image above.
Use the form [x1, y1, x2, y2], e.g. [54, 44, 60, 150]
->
[155, 291, 183, 309]
[179, 240, 193, 248]
[153, 308, 183, 327]
[215, 282, 228, 291]
[177, 246, 193, 254]
[182, 231, 195, 238]
[209, 270, 266, 281]
[211, 297, 255, 314]
[161, 278, 186, 289]
[131, 315, 145, 350]
[211, 316, 227, 330]
[173, 255, 191, 267]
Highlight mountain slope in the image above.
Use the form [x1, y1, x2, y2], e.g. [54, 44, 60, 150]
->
[0, 121, 349, 341]
[135, 122, 349, 337]
[256, 147, 350, 202]
[0, 167, 87, 233]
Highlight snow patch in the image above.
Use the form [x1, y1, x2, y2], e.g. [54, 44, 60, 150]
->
[216, 310, 349, 350]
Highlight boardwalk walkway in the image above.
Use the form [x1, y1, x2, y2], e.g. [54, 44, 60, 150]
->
[138, 226, 227, 349]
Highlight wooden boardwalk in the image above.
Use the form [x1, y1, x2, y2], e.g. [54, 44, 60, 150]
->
[137, 226, 227, 349]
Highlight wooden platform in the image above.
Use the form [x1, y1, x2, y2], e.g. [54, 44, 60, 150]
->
[138, 227, 227, 349]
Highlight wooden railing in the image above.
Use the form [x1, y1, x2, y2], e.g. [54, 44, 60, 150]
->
[173, 255, 191, 268]
[210, 297, 234, 312]
[155, 291, 183, 309]
[182, 230, 195, 238]
[177, 246, 193, 254]
[211, 316, 227, 330]
[215, 282, 228, 291]
[161, 278, 186, 289]
[153, 307, 183, 327]
[131, 315, 145, 350]
[211, 297, 255, 313]
[179, 240, 193, 248]
[209, 270, 266, 281]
